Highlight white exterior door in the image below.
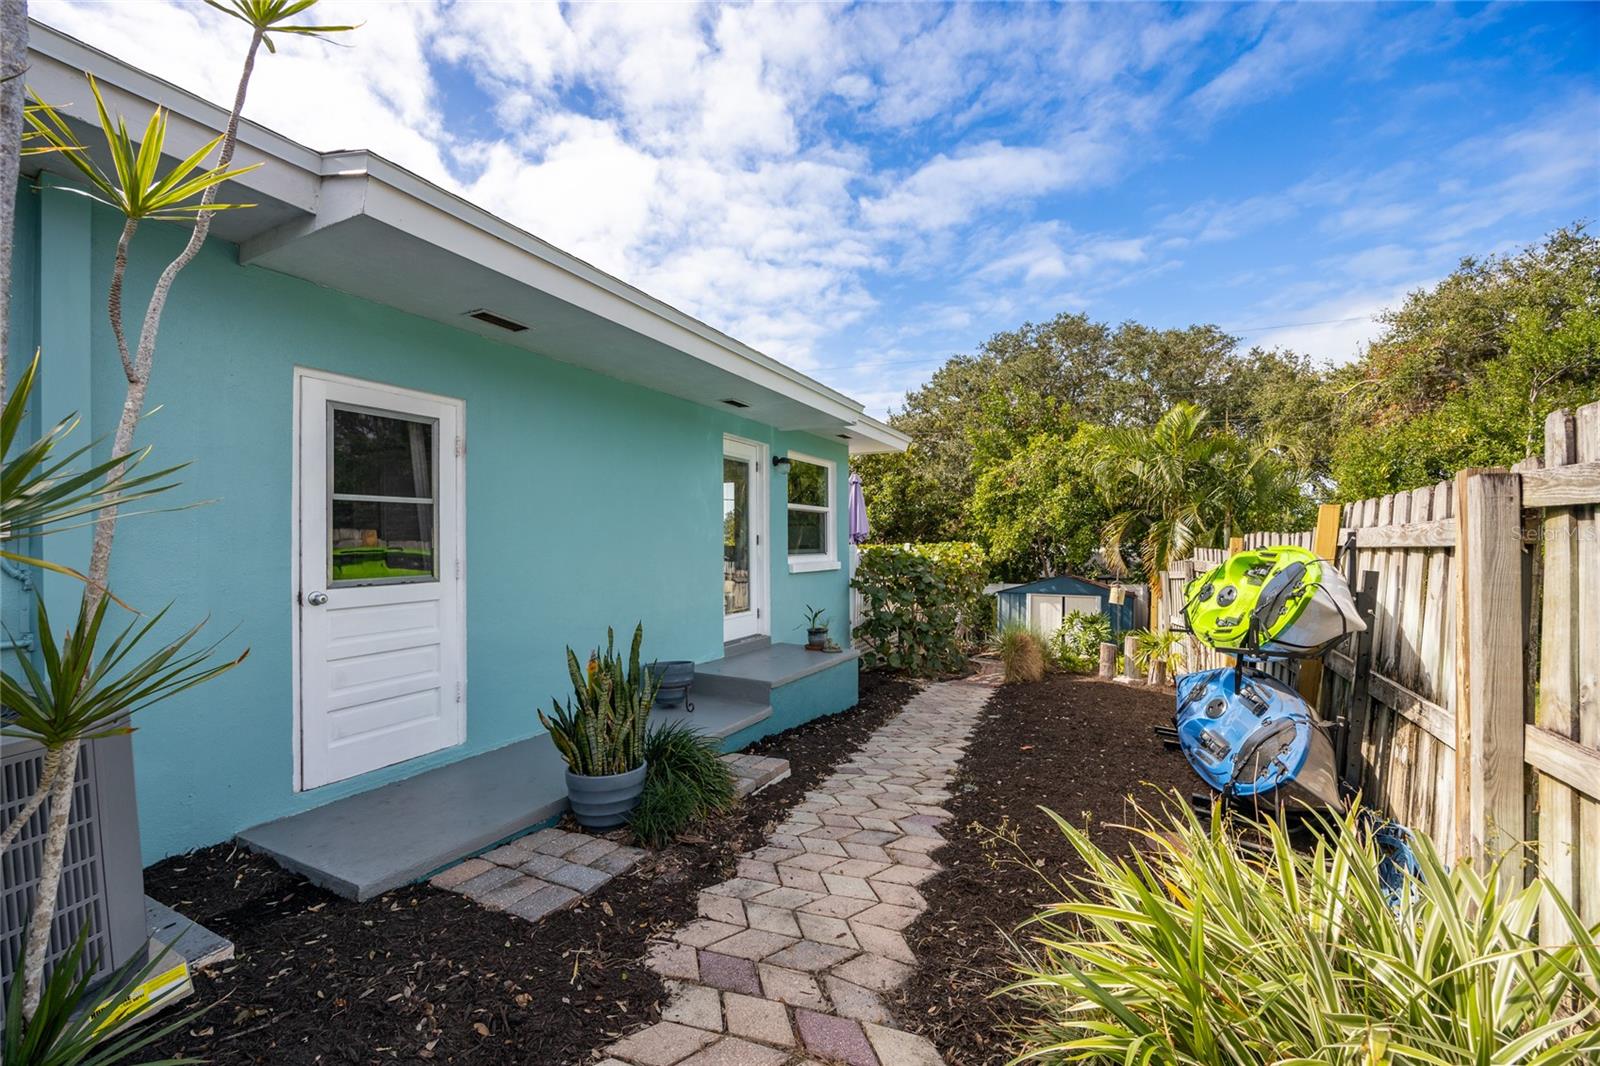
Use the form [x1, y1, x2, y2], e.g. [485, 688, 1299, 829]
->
[295, 370, 466, 790]
[723, 437, 769, 643]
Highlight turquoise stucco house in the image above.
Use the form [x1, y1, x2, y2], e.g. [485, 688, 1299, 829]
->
[6, 25, 906, 902]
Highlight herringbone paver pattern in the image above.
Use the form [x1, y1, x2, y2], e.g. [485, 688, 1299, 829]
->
[605, 677, 992, 1066]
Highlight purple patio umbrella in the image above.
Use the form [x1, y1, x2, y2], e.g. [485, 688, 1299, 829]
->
[848, 472, 870, 545]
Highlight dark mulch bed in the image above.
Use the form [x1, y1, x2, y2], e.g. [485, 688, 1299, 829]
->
[890, 673, 1194, 1066]
[141, 670, 918, 1065]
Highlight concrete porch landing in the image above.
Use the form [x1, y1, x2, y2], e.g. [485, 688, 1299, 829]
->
[236, 735, 570, 901]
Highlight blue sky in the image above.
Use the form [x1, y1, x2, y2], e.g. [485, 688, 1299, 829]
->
[37, 1, 1600, 416]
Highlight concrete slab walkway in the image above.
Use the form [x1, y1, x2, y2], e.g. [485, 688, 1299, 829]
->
[602, 676, 993, 1066]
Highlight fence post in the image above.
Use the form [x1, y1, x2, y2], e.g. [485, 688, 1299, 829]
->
[1297, 503, 1344, 709]
[1452, 469, 1525, 893]
[1123, 633, 1140, 682]
[1098, 642, 1117, 679]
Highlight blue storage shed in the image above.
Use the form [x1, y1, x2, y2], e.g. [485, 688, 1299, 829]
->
[994, 575, 1135, 638]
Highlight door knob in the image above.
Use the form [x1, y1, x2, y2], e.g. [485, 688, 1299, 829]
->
[306, 591, 329, 606]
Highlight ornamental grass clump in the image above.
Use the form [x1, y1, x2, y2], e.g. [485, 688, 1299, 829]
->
[629, 721, 738, 847]
[1008, 802, 1600, 1064]
[539, 624, 657, 777]
[1047, 611, 1111, 674]
[999, 624, 1046, 684]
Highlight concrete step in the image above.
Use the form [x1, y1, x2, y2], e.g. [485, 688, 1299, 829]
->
[650, 691, 772, 740]
[692, 642, 860, 702]
[236, 736, 570, 901]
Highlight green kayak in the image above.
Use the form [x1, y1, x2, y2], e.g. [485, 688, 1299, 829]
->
[1182, 545, 1365, 657]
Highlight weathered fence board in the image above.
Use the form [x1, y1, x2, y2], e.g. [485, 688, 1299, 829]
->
[1158, 399, 1600, 927]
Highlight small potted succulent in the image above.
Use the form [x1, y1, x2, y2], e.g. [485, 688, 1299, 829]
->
[801, 605, 829, 651]
[539, 624, 659, 828]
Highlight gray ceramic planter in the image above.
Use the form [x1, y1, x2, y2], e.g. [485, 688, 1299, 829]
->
[565, 761, 648, 829]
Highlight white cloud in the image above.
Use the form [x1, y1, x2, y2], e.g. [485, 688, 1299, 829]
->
[26, 1, 1598, 416]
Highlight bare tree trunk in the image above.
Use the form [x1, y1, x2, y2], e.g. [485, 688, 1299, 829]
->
[82, 28, 262, 609]
[0, 0, 27, 400]
[18, 740, 75, 1018]
[0, 747, 53, 853]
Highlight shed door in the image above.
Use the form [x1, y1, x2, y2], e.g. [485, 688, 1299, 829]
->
[296, 371, 466, 790]
[1026, 594, 1103, 634]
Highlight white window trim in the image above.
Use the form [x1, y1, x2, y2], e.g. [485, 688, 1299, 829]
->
[785, 451, 838, 572]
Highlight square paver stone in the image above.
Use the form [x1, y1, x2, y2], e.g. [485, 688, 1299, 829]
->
[864, 1023, 944, 1065]
[593, 845, 647, 875]
[698, 951, 762, 996]
[711, 929, 797, 961]
[457, 865, 520, 901]
[528, 828, 586, 856]
[756, 965, 827, 1010]
[508, 883, 580, 922]
[517, 852, 567, 877]
[661, 982, 723, 1032]
[429, 858, 492, 890]
[765, 939, 857, 973]
[744, 903, 802, 937]
[566, 837, 620, 865]
[544, 861, 612, 893]
[607, 1021, 718, 1066]
[794, 1009, 880, 1066]
[722, 992, 794, 1047]
[477, 875, 546, 910]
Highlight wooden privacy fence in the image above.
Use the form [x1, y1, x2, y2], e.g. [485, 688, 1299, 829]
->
[1158, 401, 1600, 934]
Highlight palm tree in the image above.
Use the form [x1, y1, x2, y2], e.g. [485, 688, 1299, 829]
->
[1092, 402, 1305, 580]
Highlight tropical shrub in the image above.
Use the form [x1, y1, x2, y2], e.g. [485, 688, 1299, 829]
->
[629, 722, 737, 848]
[853, 542, 986, 676]
[4, 930, 199, 1066]
[1010, 803, 1600, 1064]
[998, 624, 1046, 684]
[1131, 627, 1184, 683]
[1046, 611, 1111, 674]
[539, 624, 658, 777]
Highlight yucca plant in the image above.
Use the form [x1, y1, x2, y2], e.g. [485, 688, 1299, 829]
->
[0, 595, 246, 852]
[539, 624, 659, 777]
[1130, 626, 1184, 684]
[1008, 802, 1600, 1064]
[3, 0, 353, 1025]
[3, 927, 201, 1066]
[1, 351, 183, 581]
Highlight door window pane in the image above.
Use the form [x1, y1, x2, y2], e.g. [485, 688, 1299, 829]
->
[332, 501, 436, 581]
[724, 457, 750, 616]
[329, 406, 438, 585]
[334, 409, 434, 498]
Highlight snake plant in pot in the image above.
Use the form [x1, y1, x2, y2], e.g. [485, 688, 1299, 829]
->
[539, 624, 660, 828]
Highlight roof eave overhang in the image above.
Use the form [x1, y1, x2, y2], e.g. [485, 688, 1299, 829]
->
[21, 21, 902, 443]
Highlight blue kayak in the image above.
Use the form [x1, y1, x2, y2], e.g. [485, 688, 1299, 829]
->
[1174, 667, 1342, 812]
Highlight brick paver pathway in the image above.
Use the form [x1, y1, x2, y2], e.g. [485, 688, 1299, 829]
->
[601, 677, 993, 1066]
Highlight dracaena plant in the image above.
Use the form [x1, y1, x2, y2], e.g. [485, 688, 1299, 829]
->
[539, 624, 659, 777]
[1, 0, 353, 1030]
[1, 351, 183, 583]
[1007, 802, 1600, 1065]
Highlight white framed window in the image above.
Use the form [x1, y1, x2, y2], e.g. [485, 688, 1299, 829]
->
[786, 452, 839, 572]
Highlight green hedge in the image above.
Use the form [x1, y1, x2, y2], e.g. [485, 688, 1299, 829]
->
[853, 541, 988, 676]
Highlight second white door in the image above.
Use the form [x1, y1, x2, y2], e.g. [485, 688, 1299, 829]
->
[723, 437, 769, 643]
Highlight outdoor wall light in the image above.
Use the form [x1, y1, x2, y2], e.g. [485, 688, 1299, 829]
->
[773, 456, 791, 469]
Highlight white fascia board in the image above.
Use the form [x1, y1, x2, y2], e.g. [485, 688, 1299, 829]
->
[242, 154, 869, 427]
[28, 21, 877, 430]
[841, 415, 911, 455]
[25, 23, 322, 215]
